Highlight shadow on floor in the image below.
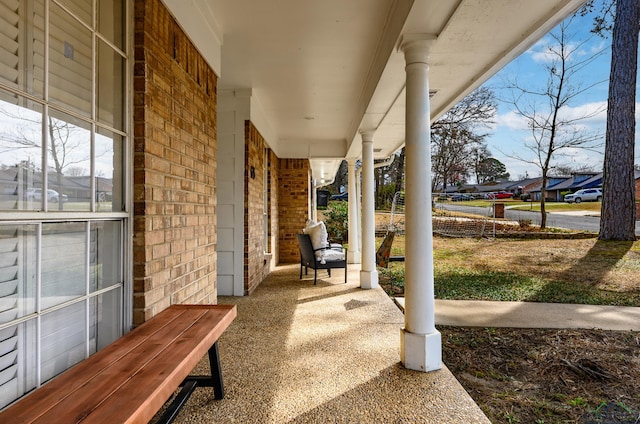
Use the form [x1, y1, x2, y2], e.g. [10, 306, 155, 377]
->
[157, 264, 489, 423]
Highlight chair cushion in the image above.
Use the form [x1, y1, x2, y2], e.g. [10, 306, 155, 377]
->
[318, 249, 345, 262]
[304, 221, 329, 251]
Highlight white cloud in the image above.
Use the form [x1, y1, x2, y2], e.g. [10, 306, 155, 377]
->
[496, 110, 529, 131]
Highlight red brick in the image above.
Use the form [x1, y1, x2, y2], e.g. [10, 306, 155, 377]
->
[133, 0, 218, 325]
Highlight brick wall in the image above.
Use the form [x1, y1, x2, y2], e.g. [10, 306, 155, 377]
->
[278, 159, 310, 263]
[133, 0, 217, 324]
[244, 121, 268, 295]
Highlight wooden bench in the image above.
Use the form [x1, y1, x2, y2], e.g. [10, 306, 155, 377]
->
[0, 304, 237, 423]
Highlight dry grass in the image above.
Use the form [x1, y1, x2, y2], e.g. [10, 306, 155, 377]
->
[431, 237, 640, 294]
[377, 235, 640, 423]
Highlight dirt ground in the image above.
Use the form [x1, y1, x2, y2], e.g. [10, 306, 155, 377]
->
[440, 326, 640, 424]
[377, 234, 640, 423]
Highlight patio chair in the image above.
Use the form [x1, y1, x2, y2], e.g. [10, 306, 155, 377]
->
[296, 233, 347, 285]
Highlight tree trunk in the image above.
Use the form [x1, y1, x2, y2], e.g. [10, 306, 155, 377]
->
[600, 0, 639, 240]
[540, 174, 548, 229]
[394, 148, 405, 193]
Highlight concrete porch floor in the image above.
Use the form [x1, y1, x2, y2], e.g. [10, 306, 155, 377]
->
[163, 264, 489, 423]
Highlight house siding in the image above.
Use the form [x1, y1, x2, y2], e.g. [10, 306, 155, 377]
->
[133, 0, 218, 324]
[269, 150, 280, 266]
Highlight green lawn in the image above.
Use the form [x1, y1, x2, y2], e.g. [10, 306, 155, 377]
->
[377, 237, 640, 307]
[508, 201, 602, 213]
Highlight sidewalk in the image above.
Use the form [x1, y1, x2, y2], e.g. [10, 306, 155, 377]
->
[394, 298, 640, 331]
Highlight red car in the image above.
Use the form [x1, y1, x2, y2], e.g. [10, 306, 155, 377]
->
[486, 191, 514, 199]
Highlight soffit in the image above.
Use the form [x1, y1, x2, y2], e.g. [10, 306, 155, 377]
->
[182, 0, 587, 181]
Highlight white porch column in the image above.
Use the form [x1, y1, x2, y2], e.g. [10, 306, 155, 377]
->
[359, 131, 378, 289]
[347, 159, 361, 264]
[356, 168, 362, 255]
[399, 36, 442, 372]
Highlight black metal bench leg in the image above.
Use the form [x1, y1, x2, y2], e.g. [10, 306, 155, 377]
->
[208, 341, 225, 399]
[157, 341, 225, 423]
[156, 380, 198, 424]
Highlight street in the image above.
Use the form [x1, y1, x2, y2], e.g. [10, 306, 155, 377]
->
[438, 203, 640, 237]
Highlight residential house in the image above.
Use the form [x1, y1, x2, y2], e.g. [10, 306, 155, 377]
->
[547, 172, 600, 201]
[0, 0, 587, 409]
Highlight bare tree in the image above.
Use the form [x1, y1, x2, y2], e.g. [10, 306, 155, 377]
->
[0, 107, 87, 210]
[599, 0, 639, 240]
[0, 108, 85, 174]
[469, 144, 491, 184]
[392, 147, 405, 193]
[327, 160, 348, 194]
[503, 15, 606, 228]
[431, 87, 497, 191]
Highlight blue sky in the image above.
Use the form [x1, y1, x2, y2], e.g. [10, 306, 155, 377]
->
[479, 0, 639, 180]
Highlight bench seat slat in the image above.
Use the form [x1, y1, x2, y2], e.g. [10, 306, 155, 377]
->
[0, 304, 236, 423]
[29, 308, 213, 423]
[1, 307, 208, 422]
[82, 307, 237, 424]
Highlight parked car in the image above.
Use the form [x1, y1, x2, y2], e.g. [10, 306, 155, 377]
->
[26, 188, 68, 203]
[563, 188, 602, 203]
[450, 193, 472, 201]
[330, 192, 348, 201]
[486, 191, 514, 199]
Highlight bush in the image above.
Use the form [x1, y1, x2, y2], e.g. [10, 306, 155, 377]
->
[324, 201, 348, 243]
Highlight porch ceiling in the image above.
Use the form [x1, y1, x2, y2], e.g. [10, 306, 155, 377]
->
[167, 0, 587, 184]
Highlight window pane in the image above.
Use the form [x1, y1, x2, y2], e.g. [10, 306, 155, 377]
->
[49, 2, 92, 118]
[97, 0, 124, 50]
[89, 289, 121, 354]
[41, 302, 86, 382]
[0, 90, 44, 211]
[90, 221, 120, 292]
[96, 128, 122, 212]
[48, 109, 92, 211]
[0, 0, 45, 97]
[55, 0, 92, 29]
[0, 224, 37, 320]
[41, 223, 86, 310]
[0, 321, 37, 409]
[97, 39, 124, 130]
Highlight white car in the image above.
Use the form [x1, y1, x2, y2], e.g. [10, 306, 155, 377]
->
[564, 188, 602, 203]
[26, 188, 67, 203]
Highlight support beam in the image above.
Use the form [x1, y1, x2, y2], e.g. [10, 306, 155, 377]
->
[359, 132, 378, 289]
[399, 36, 441, 372]
[347, 160, 361, 264]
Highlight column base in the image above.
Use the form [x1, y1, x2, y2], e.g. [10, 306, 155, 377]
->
[400, 328, 442, 372]
[347, 251, 361, 264]
[359, 269, 378, 289]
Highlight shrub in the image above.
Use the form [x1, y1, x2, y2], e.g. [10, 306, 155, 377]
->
[324, 201, 348, 243]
